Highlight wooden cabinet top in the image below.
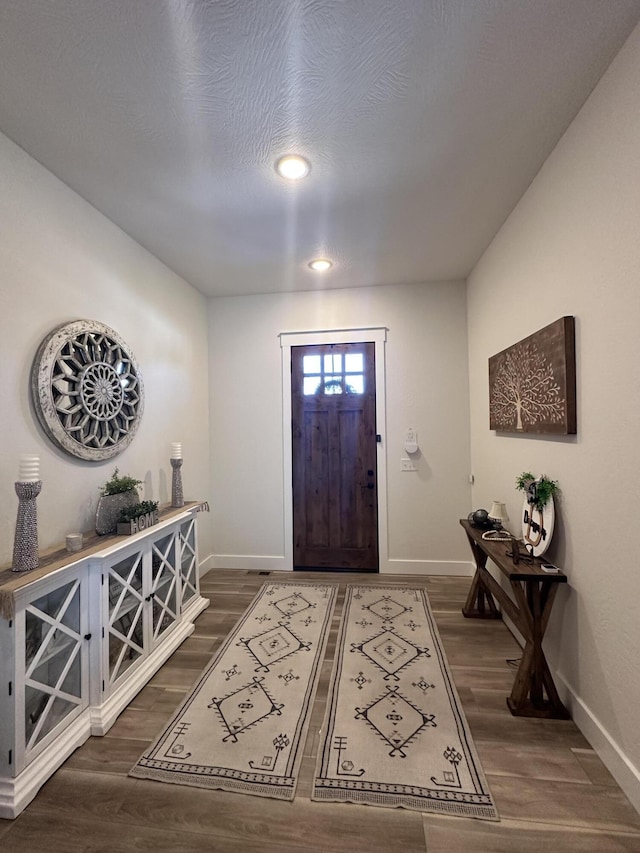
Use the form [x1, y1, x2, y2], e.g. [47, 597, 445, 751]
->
[460, 518, 567, 583]
[0, 502, 203, 618]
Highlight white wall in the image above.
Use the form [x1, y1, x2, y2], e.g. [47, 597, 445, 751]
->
[0, 132, 213, 568]
[208, 281, 472, 573]
[467, 25, 640, 810]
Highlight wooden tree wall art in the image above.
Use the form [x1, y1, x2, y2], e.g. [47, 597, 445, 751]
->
[489, 316, 576, 435]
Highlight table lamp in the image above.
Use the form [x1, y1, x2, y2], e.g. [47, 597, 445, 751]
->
[482, 501, 511, 541]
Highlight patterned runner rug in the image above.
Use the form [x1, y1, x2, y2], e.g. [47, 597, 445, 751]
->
[312, 585, 498, 820]
[130, 582, 337, 800]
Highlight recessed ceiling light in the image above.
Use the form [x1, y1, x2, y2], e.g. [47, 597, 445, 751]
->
[275, 154, 311, 180]
[308, 258, 333, 272]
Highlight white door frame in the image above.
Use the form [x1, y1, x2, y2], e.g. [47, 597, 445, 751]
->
[279, 326, 388, 572]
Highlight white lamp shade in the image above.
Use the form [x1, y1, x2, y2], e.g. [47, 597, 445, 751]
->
[488, 501, 509, 524]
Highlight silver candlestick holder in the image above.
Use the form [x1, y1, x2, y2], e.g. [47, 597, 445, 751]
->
[171, 458, 184, 508]
[12, 480, 42, 572]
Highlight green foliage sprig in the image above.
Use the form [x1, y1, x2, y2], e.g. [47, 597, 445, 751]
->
[118, 500, 159, 524]
[515, 472, 536, 491]
[515, 472, 559, 511]
[101, 468, 142, 496]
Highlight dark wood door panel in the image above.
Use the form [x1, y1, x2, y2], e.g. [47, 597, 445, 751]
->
[303, 409, 329, 548]
[292, 342, 378, 571]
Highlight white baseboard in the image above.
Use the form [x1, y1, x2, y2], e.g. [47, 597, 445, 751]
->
[555, 671, 640, 815]
[382, 559, 474, 576]
[206, 555, 473, 576]
[210, 554, 291, 572]
[198, 553, 215, 575]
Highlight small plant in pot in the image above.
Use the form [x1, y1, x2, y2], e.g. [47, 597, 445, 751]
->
[515, 471, 559, 557]
[95, 468, 142, 535]
[515, 472, 559, 511]
[117, 500, 160, 535]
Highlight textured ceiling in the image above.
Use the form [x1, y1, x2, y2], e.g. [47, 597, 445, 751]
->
[1, 1, 639, 297]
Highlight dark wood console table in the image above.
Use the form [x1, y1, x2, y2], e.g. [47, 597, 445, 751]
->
[460, 518, 569, 719]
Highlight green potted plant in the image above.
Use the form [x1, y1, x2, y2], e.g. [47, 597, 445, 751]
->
[95, 468, 143, 535]
[117, 500, 160, 535]
[515, 472, 559, 511]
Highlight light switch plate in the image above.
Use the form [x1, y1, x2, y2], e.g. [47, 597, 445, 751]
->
[401, 458, 417, 472]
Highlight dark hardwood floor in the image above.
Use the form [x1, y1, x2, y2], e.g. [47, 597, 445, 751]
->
[2, 570, 639, 852]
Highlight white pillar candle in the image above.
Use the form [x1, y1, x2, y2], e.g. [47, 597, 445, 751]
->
[66, 533, 83, 553]
[18, 454, 40, 482]
[170, 442, 183, 459]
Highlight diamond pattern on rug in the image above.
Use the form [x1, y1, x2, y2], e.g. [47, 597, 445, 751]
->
[209, 676, 283, 742]
[129, 582, 337, 800]
[312, 585, 498, 820]
[353, 626, 428, 679]
[238, 622, 311, 672]
[356, 685, 436, 757]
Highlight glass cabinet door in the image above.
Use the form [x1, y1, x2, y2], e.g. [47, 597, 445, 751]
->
[107, 550, 144, 686]
[179, 518, 198, 610]
[150, 532, 179, 645]
[24, 577, 84, 756]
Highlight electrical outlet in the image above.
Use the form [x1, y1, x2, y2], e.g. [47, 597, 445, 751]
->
[401, 458, 417, 472]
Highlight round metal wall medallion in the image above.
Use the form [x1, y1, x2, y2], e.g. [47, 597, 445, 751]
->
[31, 320, 145, 461]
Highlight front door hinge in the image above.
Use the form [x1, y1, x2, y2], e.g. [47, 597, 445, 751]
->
[8, 749, 12, 766]
[8, 681, 12, 696]
[376, 434, 382, 443]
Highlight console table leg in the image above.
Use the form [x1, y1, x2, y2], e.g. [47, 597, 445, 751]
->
[462, 532, 501, 619]
[507, 580, 569, 719]
[541, 654, 568, 715]
[460, 520, 569, 719]
[462, 570, 501, 618]
[530, 582, 545, 705]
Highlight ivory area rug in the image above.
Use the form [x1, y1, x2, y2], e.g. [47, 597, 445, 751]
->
[130, 582, 337, 800]
[312, 585, 498, 820]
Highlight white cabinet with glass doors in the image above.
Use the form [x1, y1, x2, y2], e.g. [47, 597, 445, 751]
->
[0, 564, 90, 781]
[91, 521, 197, 734]
[0, 505, 208, 818]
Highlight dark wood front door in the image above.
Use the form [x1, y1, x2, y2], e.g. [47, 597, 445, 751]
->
[292, 342, 378, 571]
